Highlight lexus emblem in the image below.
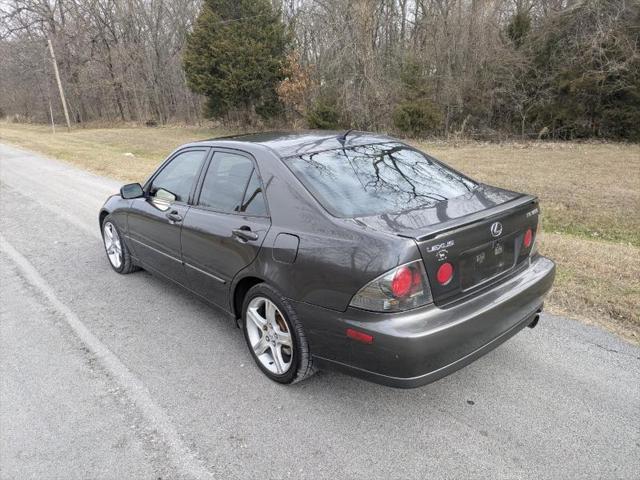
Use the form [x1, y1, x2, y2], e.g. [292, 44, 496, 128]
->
[490, 222, 503, 237]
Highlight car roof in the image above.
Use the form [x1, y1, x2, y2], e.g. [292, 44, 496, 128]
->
[190, 130, 398, 157]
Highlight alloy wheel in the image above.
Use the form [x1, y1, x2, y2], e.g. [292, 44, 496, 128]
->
[245, 296, 293, 374]
[103, 221, 123, 269]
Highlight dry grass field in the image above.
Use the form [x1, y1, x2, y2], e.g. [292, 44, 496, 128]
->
[1, 123, 638, 343]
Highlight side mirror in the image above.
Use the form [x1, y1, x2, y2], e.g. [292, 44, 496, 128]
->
[120, 183, 144, 199]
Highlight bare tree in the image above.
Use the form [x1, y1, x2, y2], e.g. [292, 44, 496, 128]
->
[1, 0, 637, 140]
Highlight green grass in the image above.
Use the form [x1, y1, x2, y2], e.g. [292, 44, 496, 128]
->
[541, 216, 639, 246]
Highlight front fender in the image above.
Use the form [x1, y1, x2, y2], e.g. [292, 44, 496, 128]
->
[98, 194, 131, 233]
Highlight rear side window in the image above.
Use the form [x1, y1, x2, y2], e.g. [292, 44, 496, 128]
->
[241, 170, 268, 216]
[150, 149, 207, 202]
[197, 152, 267, 216]
[284, 143, 477, 217]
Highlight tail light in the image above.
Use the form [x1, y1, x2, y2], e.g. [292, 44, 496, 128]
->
[349, 260, 433, 312]
[436, 262, 454, 285]
[523, 224, 538, 256]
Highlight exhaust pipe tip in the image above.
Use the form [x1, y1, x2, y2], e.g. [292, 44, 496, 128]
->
[528, 308, 542, 328]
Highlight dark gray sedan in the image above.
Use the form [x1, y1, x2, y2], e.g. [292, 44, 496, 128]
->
[99, 131, 555, 387]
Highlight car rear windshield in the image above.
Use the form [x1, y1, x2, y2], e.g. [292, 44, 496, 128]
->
[284, 143, 477, 217]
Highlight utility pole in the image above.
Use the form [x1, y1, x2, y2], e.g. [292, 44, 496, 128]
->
[47, 37, 71, 131]
[48, 100, 56, 134]
[43, 46, 56, 134]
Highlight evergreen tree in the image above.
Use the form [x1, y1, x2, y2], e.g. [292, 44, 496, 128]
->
[392, 59, 442, 137]
[527, 0, 640, 140]
[306, 96, 342, 129]
[506, 11, 531, 49]
[183, 0, 290, 120]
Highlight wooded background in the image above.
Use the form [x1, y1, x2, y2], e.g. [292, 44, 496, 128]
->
[1, 0, 638, 140]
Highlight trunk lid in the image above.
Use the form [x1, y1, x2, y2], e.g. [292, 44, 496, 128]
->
[354, 185, 540, 305]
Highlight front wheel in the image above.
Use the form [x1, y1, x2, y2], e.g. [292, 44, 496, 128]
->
[242, 284, 314, 384]
[102, 215, 137, 274]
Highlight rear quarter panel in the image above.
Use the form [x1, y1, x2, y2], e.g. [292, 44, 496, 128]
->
[227, 145, 421, 313]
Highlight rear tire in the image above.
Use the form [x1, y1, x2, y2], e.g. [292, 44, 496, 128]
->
[241, 283, 314, 384]
[101, 215, 138, 274]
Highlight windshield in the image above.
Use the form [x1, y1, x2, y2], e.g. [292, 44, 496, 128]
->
[284, 143, 477, 217]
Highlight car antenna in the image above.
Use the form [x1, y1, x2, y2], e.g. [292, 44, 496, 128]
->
[337, 129, 354, 145]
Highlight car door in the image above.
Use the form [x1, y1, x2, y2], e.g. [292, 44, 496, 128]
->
[127, 148, 209, 286]
[181, 150, 271, 308]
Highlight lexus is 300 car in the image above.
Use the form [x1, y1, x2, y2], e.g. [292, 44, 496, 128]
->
[99, 131, 556, 387]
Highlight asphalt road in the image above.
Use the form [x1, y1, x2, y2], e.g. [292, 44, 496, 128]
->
[1, 143, 638, 480]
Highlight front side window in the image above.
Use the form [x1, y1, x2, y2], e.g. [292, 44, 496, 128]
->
[198, 152, 258, 213]
[284, 143, 477, 217]
[150, 150, 207, 202]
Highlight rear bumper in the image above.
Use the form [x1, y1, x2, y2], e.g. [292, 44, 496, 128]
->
[291, 255, 556, 388]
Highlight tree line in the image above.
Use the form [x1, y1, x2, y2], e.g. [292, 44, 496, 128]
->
[1, 0, 638, 140]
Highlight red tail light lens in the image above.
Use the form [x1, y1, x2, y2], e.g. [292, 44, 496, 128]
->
[349, 260, 433, 312]
[436, 262, 454, 285]
[523, 228, 533, 248]
[391, 266, 412, 297]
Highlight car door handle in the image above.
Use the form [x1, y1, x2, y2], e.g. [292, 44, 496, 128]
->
[166, 210, 183, 223]
[232, 227, 259, 242]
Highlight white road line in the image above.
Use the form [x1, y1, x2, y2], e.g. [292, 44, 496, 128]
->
[0, 235, 214, 480]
